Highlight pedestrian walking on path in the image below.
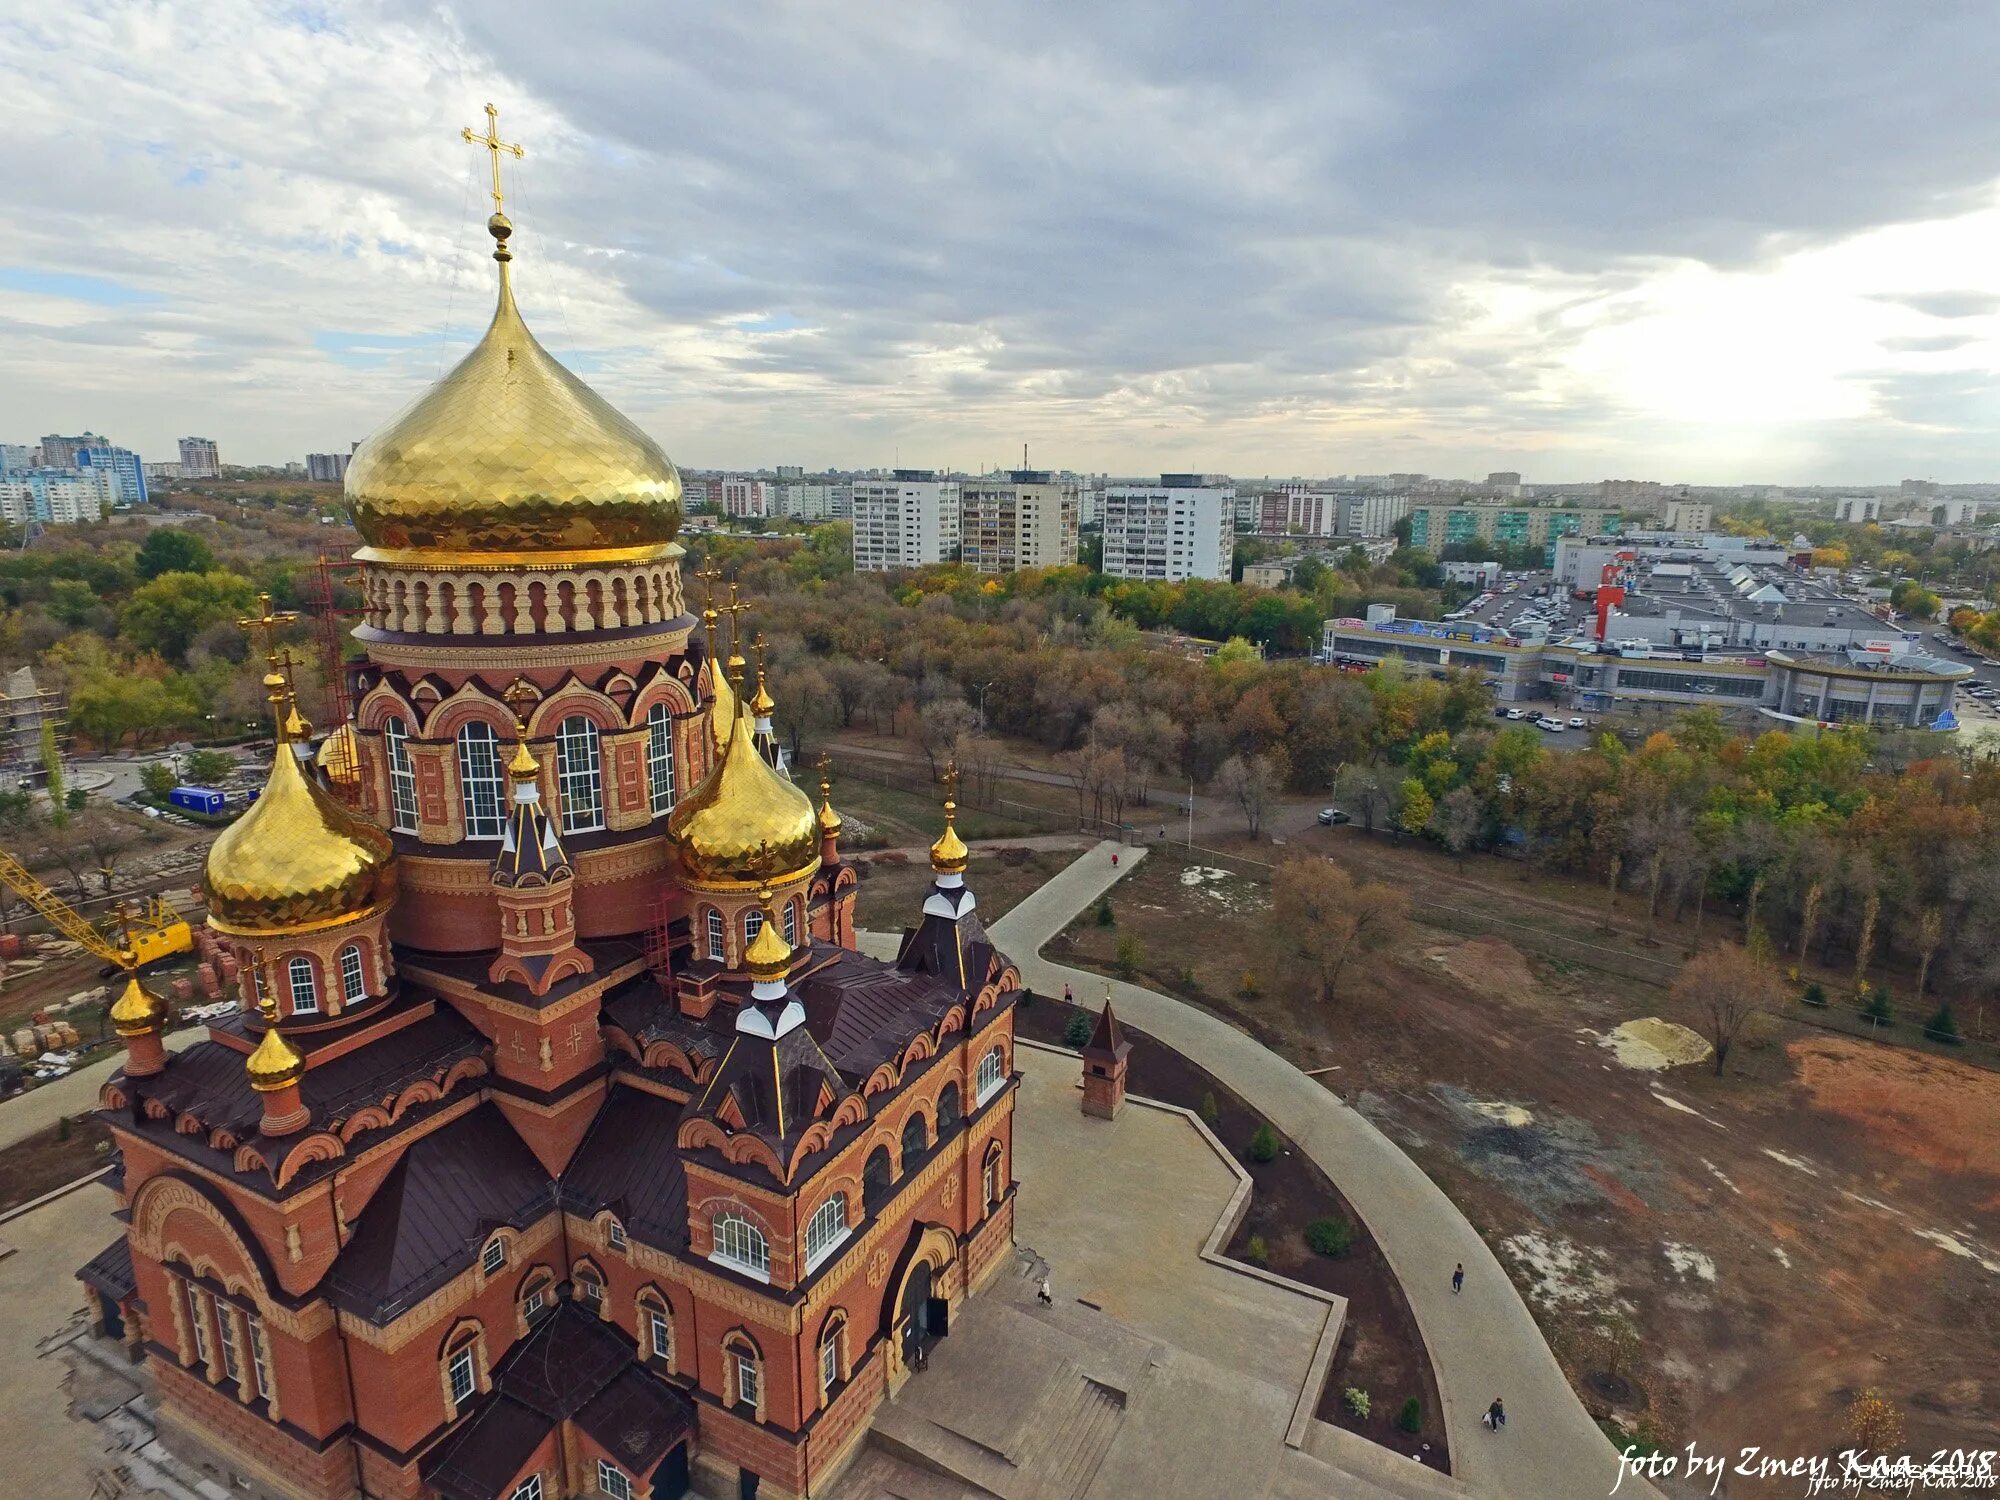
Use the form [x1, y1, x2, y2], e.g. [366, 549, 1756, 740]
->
[1486, 1398, 1506, 1431]
[1037, 1277, 1053, 1307]
[1063, 983, 1072, 1005]
[1453, 1263, 1465, 1294]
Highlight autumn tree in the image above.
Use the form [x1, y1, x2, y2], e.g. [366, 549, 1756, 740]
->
[1398, 779, 1435, 838]
[1272, 856, 1411, 1003]
[1843, 1389, 1905, 1453]
[1219, 751, 1287, 837]
[1671, 943, 1783, 1078]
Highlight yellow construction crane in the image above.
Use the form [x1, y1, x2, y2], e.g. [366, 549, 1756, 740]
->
[0, 850, 192, 969]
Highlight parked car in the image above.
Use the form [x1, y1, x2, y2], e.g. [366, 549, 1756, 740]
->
[1536, 716, 1564, 732]
[1317, 808, 1351, 826]
[1494, 706, 1512, 718]
[1568, 716, 1587, 728]
[1505, 708, 1526, 720]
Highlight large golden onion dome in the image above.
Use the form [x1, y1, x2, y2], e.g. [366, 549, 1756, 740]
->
[343, 213, 682, 567]
[668, 683, 819, 890]
[204, 678, 397, 933]
[315, 722, 360, 788]
[109, 973, 169, 1038]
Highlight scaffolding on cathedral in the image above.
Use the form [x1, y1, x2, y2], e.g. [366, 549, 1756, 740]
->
[0, 665, 69, 791]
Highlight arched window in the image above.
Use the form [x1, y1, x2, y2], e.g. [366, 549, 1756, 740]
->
[646, 701, 676, 815]
[338, 944, 367, 1006]
[819, 1315, 847, 1398]
[555, 716, 603, 833]
[710, 1212, 769, 1280]
[725, 1334, 762, 1414]
[443, 1327, 482, 1413]
[480, 1235, 506, 1276]
[573, 1261, 605, 1312]
[287, 956, 318, 1016]
[901, 1112, 928, 1168]
[936, 1082, 962, 1136]
[638, 1291, 673, 1369]
[744, 907, 763, 946]
[976, 1044, 1006, 1105]
[705, 908, 725, 962]
[863, 1147, 893, 1213]
[985, 1141, 1005, 1210]
[457, 722, 504, 839]
[803, 1193, 850, 1273]
[783, 899, 798, 945]
[384, 715, 418, 833]
[518, 1268, 555, 1325]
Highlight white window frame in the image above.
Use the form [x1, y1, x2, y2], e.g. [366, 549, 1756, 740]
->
[784, 900, 798, 945]
[186, 1284, 210, 1366]
[522, 1276, 549, 1322]
[216, 1304, 241, 1381]
[287, 956, 318, 1016]
[481, 1237, 505, 1276]
[338, 944, 367, 1005]
[820, 1326, 841, 1393]
[710, 1212, 770, 1281]
[247, 1314, 270, 1400]
[706, 908, 725, 961]
[976, 1045, 1006, 1105]
[597, 1460, 632, 1500]
[555, 716, 604, 834]
[457, 722, 505, 839]
[646, 701, 676, 815]
[606, 1219, 627, 1252]
[447, 1343, 477, 1407]
[575, 1266, 605, 1309]
[647, 1305, 672, 1365]
[731, 1347, 761, 1411]
[385, 716, 418, 833]
[803, 1194, 851, 1274]
[510, 1477, 544, 1500]
[744, 908, 763, 946]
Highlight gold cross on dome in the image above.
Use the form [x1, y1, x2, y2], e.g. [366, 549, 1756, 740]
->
[461, 102, 525, 215]
[940, 761, 960, 804]
[502, 677, 539, 733]
[236, 593, 298, 667]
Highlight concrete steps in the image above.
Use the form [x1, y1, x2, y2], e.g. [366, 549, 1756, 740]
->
[1011, 1375, 1125, 1499]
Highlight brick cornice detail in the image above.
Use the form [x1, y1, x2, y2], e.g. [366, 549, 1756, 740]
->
[335, 1214, 562, 1353]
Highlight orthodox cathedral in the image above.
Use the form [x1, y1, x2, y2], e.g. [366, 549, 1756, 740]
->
[79, 114, 1022, 1500]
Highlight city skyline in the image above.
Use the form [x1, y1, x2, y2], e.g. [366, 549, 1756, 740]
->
[6, 4, 2000, 482]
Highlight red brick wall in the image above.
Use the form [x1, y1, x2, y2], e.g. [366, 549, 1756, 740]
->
[154, 1358, 359, 1500]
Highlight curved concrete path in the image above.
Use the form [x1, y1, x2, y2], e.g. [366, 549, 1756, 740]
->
[987, 841, 1649, 1500]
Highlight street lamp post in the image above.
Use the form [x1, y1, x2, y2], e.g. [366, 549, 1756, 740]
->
[976, 680, 995, 733]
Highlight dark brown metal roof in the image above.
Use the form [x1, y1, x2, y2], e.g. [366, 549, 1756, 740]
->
[1084, 998, 1132, 1060]
[77, 1235, 135, 1300]
[559, 1086, 690, 1253]
[326, 1103, 554, 1322]
[420, 1393, 551, 1500]
[575, 1364, 696, 1478]
[495, 1302, 634, 1419]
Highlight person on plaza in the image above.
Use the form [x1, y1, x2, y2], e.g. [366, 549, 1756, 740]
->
[1037, 1277, 1053, 1307]
[1486, 1397, 1506, 1431]
[1452, 1263, 1465, 1294]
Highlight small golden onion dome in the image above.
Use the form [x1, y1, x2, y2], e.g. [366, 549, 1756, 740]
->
[931, 793, 969, 876]
[743, 887, 794, 980]
[283, 699, 312, 744]
[344, 268, 682, 567]
[204, 716, 397, 933]
[668, 698, 818, 888]
[246, 1021, 306, 1093]
[816, 777, 843, 836]
[508, 735, 540, 780]
[109, 973, 169, 1038]
[750, 672, 776, 719]
[315, 722, 361, 787]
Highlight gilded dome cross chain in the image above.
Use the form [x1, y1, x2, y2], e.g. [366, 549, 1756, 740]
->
[461, 102, 524, 217]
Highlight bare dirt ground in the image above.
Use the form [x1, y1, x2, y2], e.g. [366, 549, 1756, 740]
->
[851, 845, 1082, 934]
[1052, 849, 2000, 1491]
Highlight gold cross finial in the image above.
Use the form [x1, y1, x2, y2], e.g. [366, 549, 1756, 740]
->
[254, 945, 279, 1022]
[815, 751, 833, 788]
[462, 102, 524, 217]
[502, 677, 539, 735]
[236, 592, 298, 668]
[722, 587, 750, 665]
[940, 760, 960, 807]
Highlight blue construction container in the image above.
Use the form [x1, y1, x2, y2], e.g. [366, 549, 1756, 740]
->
[168, 785, 227, 815]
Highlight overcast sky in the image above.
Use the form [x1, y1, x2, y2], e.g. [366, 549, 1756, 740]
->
[5, 1, 2000, 483]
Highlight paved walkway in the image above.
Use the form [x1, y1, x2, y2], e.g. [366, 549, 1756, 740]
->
[986, 841, 1648, 1500]
[0, 1029, 203, 1153]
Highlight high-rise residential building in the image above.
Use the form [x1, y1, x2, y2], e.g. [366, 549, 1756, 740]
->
[1336, 492, 1412, 538]
[773, 464, 805, 480]
[1252, 489, 1338, 537]
[1660, 498, 1713, 533]
[1405, 501, 1619, 554]
[143, 460, 183, 483]
[1833, 495, 1881, 523]
[178, 436, 221, 478]
[307, 452, 352, 482]
[0, 444, 31, 474]
[1598, 478, 1663, 505]
[850, 470, 962, 571]
[37, 433, 108, 469]
[770, 481, 852, 521]
[959, 470, 1078, 573]
[717, 476, 768, 518]
[76, 445, 149, 506]
[1100, 475, 1233, 583]
[1486, 471, 1523, 488]
[0, 466, 115, 525]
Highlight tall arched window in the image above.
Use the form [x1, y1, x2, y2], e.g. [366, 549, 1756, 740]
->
[803, 1193, 850, 1273]
[936, 1082, 962, 1136]
[819, 1315, 847, 1398]
[744, 908, 763, 946]
[457, 722, 504, 839]
[705, 908, 725, 962]
[984, 1141, 1005, 1210]
[443, 1327, 483, 1413]
[725, 1334, 762, 1414]
[784, 899, 798, 945]
[338, 944, 367, 1006]
[977, 1045, 1006, 1105]
[556, 716, 603, 833]
[384, 715, 418, 833]
[710, 1212, 769, 1280]
[646, 701, 676, 815]
[863, 1147, 893, 1213]
[638, 1291, 673, 1369]
[901, 1112, 928, 1167]
[287, 956, 318, 1015]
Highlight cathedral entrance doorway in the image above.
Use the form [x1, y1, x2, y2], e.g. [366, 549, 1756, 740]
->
[652, 1443, 689, 1499]
[886, 1221, 958, 1375]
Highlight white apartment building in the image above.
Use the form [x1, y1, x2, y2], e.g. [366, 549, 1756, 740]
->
[850, 471, 961, 571]
[1659, 498, 1714, 533]
[1101, 476, 1233, 582]
[0, 466, 114, 525]
[1337, 492, 1412, 538]
[718, 476, 769, 518]
[770, 481, 853, 521]
[1834, 496, 1881, 523]
[960, 470, 1078, 573]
